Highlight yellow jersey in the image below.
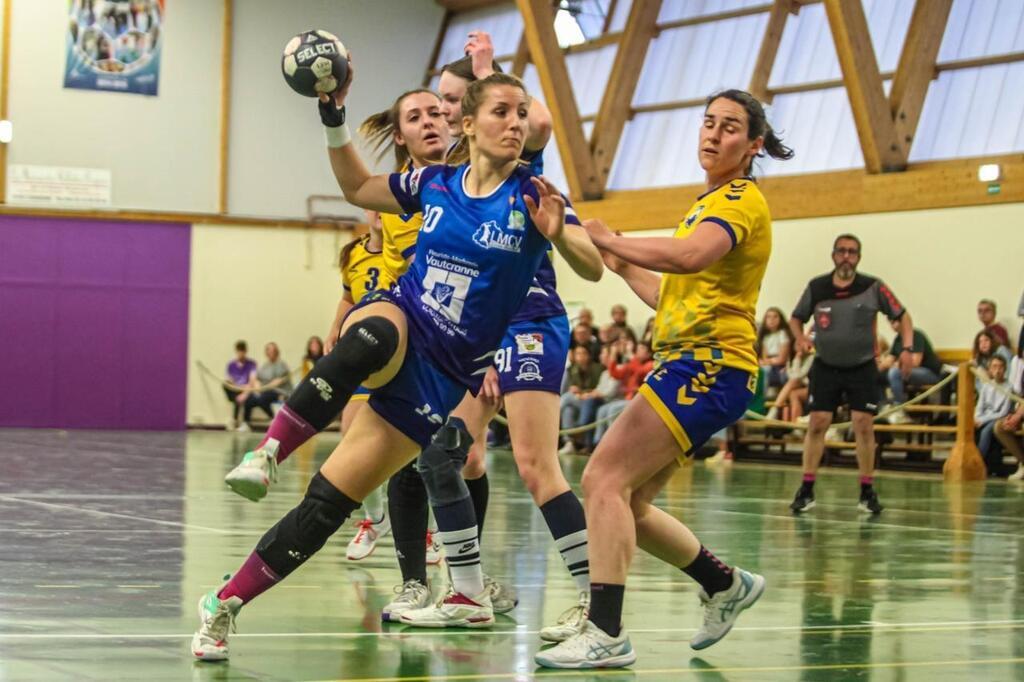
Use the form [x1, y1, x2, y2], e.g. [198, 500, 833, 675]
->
[380, 210, 422, 287]
[651, 177, 771, 374]
[342, 235, 385, 301]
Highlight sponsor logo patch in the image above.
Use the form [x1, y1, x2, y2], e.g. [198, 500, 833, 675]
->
[515, 333, 544, 355]
[516, 359, 543, 382]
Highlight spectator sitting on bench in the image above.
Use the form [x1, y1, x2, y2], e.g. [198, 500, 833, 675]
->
[224, 340, 257, 429]
[238, 342, 293, 432]
[757, 306, 794, 393]
[973, 329, 1013, 391]
[995, 346, 1024, 477]
[977, 298, 1010, 348]
[975, 355, 1012, 476]
[880, 319, 944, 424]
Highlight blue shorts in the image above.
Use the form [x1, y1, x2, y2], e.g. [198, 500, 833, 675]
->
[346, 287, 465, 448]
[492, 315, 570, 395]
[368, 346, 467, 449]
[637, 358, 755, 463]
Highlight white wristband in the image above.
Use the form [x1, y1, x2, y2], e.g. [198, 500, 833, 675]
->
[324, 124, 352, 148]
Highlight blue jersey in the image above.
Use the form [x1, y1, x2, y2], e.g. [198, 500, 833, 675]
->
[511, 148, 567, 323]
[388, 163, 579, 391]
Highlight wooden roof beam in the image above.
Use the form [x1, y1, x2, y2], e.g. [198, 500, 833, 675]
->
[590, 0, 662, 191]
[749, 0, 797, 103]
[516, 0, 601, 200]
[824, 0, 904, 172]
[889, 0, 954, 162]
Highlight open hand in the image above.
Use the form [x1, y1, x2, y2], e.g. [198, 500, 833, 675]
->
[464, 31, 495, 79]
[524, 176, 566, 242]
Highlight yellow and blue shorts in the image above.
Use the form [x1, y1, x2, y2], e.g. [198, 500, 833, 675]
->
[637, 358, 754, 464]
[350, 386, 371, 402]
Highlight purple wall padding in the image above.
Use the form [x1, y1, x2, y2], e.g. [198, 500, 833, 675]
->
[0, 215, 191, 429]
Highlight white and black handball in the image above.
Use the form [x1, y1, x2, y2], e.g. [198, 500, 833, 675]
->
[281, 30, 348, 98]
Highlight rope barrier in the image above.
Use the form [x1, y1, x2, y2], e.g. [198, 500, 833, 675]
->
[490, 406, 622, 436]
[739, 367, 959, 432]
[196, 360, 302, 396]
[969, 364, 1024, 408]
[197, 358, 992, 438]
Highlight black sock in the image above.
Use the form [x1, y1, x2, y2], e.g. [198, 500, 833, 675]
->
[682, 546, 734, 597]
[800, 479, 815, 494]
[860, 482, 873, 496]
[539, 490, 589, 592]
[388, 463, 429, 585]
[589, 583, 625, 638]
[465, 473, 489, 535]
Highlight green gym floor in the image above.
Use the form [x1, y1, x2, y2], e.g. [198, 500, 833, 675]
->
[1, 430, 1022, 681]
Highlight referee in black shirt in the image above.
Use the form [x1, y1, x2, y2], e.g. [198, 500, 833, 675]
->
[788, 234, 914, 514]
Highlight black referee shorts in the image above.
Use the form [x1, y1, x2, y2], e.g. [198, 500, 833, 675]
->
[807, 359, 879, 415]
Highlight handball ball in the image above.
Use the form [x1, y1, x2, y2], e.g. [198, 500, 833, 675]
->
[281, 30, 348, 97]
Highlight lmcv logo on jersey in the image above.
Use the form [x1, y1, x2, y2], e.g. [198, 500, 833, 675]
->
[473, 221, 522, 252]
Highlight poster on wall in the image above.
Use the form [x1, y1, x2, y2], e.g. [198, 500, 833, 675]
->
[63, 0, 164, 96]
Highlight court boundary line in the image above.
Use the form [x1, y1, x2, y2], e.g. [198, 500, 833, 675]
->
[2, 618, 1021, 640]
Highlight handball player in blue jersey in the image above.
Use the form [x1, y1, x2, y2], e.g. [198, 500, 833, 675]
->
[386, 32, 598, 638]
[190, 60, 602, 660]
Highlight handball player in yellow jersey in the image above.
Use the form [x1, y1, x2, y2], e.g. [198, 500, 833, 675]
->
[537, 90, 794, 669]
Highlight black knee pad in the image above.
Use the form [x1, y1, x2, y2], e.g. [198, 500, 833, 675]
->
[286, 316, 399, 429]
[256, 472, 359, 577]
[416, 418, 474, 507]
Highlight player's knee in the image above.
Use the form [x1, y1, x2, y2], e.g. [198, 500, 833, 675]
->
[256, 472, 359, 576]
[331, 316, 399, 374]
[417, 421, 473, 506]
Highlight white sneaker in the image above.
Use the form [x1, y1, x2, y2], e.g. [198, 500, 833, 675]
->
[345, 513, 391, 561]
[558, 440, 576, 455]
[825, 426, 842, 443]
[235, 422, 252, 433]
[399, 587, 494, 628]
[690, 567, 766, 650]
[540, 591, 590, 642]
[224, 439, 279, 502]
[766, 406, 780, 421]
[425, 530, 443, 565]
[381, 579, 431, 623]
[190, 588, 242, 661]
[1008, 464, 1024, 481]
[886, 409, 913, 425]
[534, 620, 636, 669]
[483, 574, 518, 614]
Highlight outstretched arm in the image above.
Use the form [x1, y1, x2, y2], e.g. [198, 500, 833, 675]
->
[585, 219, 732, 275]
[318, 56, 404, 214]
[524, 177, 602, 282]
[582, 219, 661, 309]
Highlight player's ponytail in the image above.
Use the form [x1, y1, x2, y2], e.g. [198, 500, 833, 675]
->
[446, 72, 527, 167]
[338, 236, 361, 272]
[359, 88, 439, 171]
[706, 89, 794, 176]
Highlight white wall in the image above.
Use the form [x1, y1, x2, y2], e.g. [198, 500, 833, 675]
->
[187, 222, 351, 425]
[227, 0, 445, 218]
[4, 0, 443, 217]
[555, 202, 1024, 350]
[7, 0, 222, 212]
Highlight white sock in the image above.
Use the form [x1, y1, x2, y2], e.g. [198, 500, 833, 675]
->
[363, 485, 384, 522]
[440, 526, 485, 597]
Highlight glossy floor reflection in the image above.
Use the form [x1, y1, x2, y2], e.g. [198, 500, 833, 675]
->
[1, 429, 1023, 681]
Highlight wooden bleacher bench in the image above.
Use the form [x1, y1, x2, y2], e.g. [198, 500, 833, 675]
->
[733, 348, 973, 471]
